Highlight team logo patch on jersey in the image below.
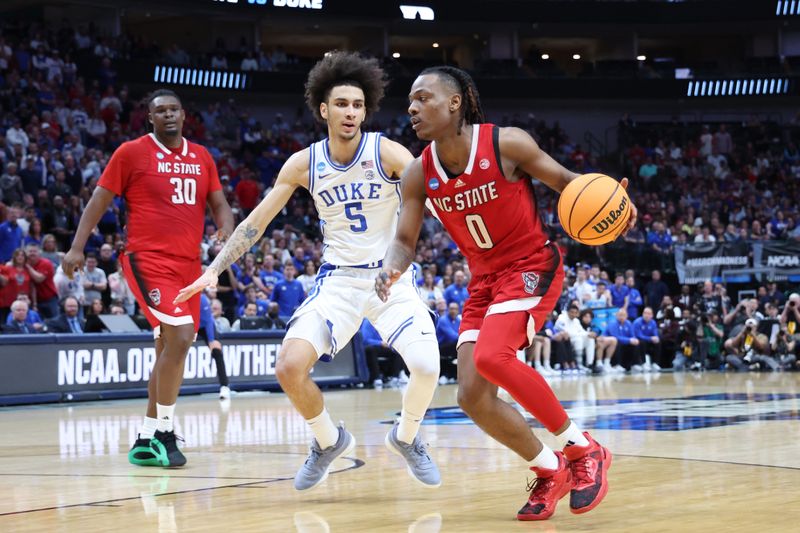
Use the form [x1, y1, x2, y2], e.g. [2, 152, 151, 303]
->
[148, 288, 161, 306]
[316, 162, 327, 173]
[522, 272, 540, 294]
[479, 158, 490, 170]
[428, 177, 440, 190]
[156, 152, 165, 160]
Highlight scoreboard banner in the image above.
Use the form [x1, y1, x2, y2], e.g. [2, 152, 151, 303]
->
[0, 331, 365, 405]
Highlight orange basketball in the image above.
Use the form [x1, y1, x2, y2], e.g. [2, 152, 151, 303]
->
[557, 173, 631, 246]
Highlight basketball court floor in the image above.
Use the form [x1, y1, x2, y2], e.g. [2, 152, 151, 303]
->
[1, 372, 799, 532]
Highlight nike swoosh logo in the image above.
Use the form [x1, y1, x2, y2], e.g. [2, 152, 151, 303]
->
[319, 173, 332, 180]
[421, 331, 433, 335]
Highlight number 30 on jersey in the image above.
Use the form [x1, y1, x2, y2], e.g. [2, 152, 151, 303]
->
[170, 177, 197, 205]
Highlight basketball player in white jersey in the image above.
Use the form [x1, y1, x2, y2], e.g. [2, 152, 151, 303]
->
[175, 52, 441, 490]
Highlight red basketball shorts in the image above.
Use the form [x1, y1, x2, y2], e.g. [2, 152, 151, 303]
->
[458, 242, 564, 350]
[121, 251, 201, 336]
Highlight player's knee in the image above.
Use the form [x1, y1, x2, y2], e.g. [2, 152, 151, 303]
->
[401, 340, 440, 379]
[472, 345, 506, 379]
[457, 380, 489, 417]
[276, 345, 315, 386]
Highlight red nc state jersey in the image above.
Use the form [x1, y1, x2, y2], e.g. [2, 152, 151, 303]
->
[422, 124, 549, 276]
[98, 133, 222, 261]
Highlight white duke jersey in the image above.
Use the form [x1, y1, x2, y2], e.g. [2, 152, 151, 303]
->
[308, 132, 401, 266]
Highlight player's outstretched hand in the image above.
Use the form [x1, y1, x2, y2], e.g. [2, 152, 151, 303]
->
[174, 268, 219, 304]
[375, 269, 402, 302]
[619, 177, 638, 236]
[62, 249, 85, 280]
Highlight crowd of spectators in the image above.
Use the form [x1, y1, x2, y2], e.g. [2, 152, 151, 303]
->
[0, 19, 798, 379]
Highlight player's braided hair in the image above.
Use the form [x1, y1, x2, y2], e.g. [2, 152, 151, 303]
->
[305, 51, 388, 123]
[420, 66, 485, 134]
[147, 88, 181, 108]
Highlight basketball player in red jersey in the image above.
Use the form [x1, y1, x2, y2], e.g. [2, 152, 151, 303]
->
[376, 67, 637, 521]
[62, 89, 234, 467]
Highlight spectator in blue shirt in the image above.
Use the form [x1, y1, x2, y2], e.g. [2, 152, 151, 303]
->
[625, 276, 643, 319]
[435, 302, 461, 380]
[633, 307, 661, 371]
[604, 308, 643, 372]
[0, 205, 23, 262]
[4, 294, 43, 330]
[646, 221, 673, 254]
[237, 286, 269, 317]
[270, 261, 305, 318]
[359, 319, 403, 387]
[436, 302, 461, 345]
[444, 270, 469, 309]
[609, 274, 629, 308]
[198, 292, 230, 399]
[258, 253, 284, 290]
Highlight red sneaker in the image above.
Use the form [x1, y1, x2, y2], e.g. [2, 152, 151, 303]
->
[563, 432, 612, 514]
[516, 451, 572, 521]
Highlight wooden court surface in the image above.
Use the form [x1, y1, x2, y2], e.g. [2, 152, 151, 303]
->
[1, 372, 799, 532]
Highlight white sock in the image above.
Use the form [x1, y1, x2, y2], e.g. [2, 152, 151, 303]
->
[397, 408, 424, 444]
[306, 408, 339, 449]
[554, 421, 590, 449]
[529, 444, 559, 471]
[156, 403, 175, 432]
[140, 416, 158, 439]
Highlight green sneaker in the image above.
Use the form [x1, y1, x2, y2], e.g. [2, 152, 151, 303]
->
[150, 430, 187, 467]
[128, 435, 161, 467]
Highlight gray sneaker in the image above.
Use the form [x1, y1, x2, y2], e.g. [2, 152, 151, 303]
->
[384, 423, 441, 488]
[294, 423, 356, 491]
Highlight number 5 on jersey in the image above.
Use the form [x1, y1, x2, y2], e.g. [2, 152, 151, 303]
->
[466, 214, 493, 249]
[170, 177, 197, 205]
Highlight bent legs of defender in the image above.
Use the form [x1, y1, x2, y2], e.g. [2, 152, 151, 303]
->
[277, 324, 440, 490]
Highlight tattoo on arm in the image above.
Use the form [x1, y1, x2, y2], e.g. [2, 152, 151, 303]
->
[209, 223, 260, 273]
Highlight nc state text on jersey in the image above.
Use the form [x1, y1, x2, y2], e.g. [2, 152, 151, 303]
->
[430, 181, 499, 212]
[157, 161, 203, 176]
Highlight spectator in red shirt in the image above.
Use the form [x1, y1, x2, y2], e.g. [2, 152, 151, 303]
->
[0, 248, 33, 321]
[25, 243, 59, 318]
[235, 169, 261, 216]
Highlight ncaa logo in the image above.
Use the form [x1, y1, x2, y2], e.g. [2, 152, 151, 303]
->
[522, 272, 539, 295]
[148, 288, 161, 306]
[428, 177, 440, 190]
[156, 152, 165, 160]
[479, 158, 490, 170]
[316, 162, 326, 173]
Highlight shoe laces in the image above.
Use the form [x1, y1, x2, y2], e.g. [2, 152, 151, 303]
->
[305, 440, 324, 465]
[411, 438, 432, 463]
[570, 454, 598, 485]
[525, 475, 555, 500]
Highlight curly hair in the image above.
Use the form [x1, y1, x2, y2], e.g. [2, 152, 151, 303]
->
[304, 51, 388, 123]
[420, 66, 485, 134]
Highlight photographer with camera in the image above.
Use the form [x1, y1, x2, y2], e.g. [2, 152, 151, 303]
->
[699, 312, 724, 369]
[771, 327, 797, 370]
[724, 317, 776, 371]
[780, 293, 800, 341]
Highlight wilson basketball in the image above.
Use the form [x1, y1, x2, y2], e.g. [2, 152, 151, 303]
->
[558, 173, 631, 246]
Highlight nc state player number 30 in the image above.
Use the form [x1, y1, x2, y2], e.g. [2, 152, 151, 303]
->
[169, 177, 197, 205]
